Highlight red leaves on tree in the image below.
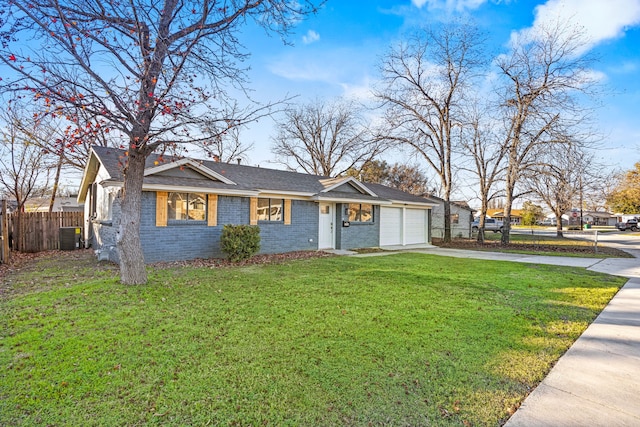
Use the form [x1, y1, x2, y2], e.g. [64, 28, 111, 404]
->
[9, 54, 16, 61]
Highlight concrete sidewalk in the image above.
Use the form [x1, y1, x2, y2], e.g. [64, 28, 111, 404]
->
[353, 246, 640, 426]
[505, 277, 640, 427]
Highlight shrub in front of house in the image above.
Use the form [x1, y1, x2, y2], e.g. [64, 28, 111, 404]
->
[220, 224, 261, 262]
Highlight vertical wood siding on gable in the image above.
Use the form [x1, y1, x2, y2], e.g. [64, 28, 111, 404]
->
[156, 191, 168, 227]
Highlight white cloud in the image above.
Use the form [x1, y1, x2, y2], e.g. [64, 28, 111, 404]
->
[609, 61, 639, 74]
[268, 58, 333, 82]
[302, 29, 320, 45]
[411, 0, 489, 12]
[340, 76, 378, 102]
[513, 0, 640, 52]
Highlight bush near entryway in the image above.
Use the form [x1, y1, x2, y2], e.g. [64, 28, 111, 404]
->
[220, 224, 261, 262]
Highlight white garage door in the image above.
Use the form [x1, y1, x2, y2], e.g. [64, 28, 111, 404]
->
[405, 209, 427, 245]
[380, 207, 402, 246]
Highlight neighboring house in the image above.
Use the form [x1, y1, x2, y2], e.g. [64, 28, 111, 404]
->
[430, 197, 474, 239]
[542, 214, 569, 226]
[615, 213, 640, 223]
[77, 146, 438, 263]
[487, 208, 523, 225]
[566, 210, 617, 226]
[1, 199, 18, 214]
[24, 196, 84, 212]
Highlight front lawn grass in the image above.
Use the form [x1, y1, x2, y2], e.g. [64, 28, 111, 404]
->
[447, 232, 632, 258]
[1, 252, 626, 426]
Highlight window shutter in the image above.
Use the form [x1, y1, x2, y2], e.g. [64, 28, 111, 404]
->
[207, 195, 218, 226]
[284, 199, 291, 225]
[156, 191, 168, 227]
[250, 197, 258, 225]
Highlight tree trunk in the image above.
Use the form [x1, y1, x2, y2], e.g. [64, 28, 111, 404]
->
[476, 198, 488, 243]
[501, 146, 518, 245]
[555, 209, 564, 237]
[116, 150, 148, 285]
[443, 199, 451, 243]
[48, 152, 63, 213]
[501, 177, 515, 245]
[501, 200, 512, 245]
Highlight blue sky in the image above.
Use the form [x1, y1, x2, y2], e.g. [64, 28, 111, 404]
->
[234, 0, 640, 178]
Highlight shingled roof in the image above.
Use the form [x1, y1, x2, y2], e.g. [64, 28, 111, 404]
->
[79, 146, 436, 207]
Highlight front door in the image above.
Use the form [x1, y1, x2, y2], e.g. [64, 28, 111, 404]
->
[318, 203, 334, 249]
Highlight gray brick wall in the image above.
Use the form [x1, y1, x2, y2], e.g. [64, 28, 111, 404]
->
[139, 192, 231, 263]
[259, 200, 318, 253]
[335, 203, 380, 249]
[218, 196, 249, 225]
[135, 193, 319, 263]
[95, 192, 384, 263]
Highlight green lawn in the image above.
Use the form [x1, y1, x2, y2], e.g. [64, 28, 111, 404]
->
[0, 252, 626, 426]
[460, 232, 632, 258]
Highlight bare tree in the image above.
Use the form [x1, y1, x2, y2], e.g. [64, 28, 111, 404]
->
[199, 127, 253, 164]
[459, 103, 507, 242]
[525, 145, 593, 236]
[1, 0, 319, 284]
[271, 98, 385, 176]
[9, 103, 86, 212]
[584, 168, 619, 212]
[495, 19, 598, 244]
[0, 109, 55, 251]
[375, 22, 486, 242]
[0, 104, 54, 210]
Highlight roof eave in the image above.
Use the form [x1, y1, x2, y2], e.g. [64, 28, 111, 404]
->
[311, 195, 393, 205]
[387, 200, 437, 208]
[77, 148, 102, 203]
[142, 183, 258, 196]
[144, 158, 236, 185]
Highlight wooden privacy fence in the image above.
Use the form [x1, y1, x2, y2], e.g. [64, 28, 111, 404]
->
[7, 211, 84, 254]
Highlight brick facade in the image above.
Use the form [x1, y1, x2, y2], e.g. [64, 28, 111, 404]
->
[94, 192, 323, 263]
[335, 204, 380, 250]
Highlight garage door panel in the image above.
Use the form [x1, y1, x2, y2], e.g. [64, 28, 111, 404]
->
[380, 207, 402, 246]
[405, 209, 426, 245]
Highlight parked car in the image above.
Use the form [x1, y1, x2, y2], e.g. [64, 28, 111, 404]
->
[616, 218, 639, 231]
[471, 218, 504, 233]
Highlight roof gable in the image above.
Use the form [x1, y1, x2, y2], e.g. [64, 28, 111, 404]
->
[144, 158, 235, 185]
[320, 177, 377, 197]
[80, 146, 437, 206]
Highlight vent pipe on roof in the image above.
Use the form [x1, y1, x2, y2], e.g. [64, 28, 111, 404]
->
[236, 158, 241, 165]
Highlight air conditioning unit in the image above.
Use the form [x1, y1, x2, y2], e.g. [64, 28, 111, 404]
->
[59, 227, 82, 250]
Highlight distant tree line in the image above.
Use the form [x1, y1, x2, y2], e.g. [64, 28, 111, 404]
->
[0, 2, 625, 283]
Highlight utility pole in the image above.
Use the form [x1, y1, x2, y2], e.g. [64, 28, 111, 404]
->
[579, 174, 583, 230]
